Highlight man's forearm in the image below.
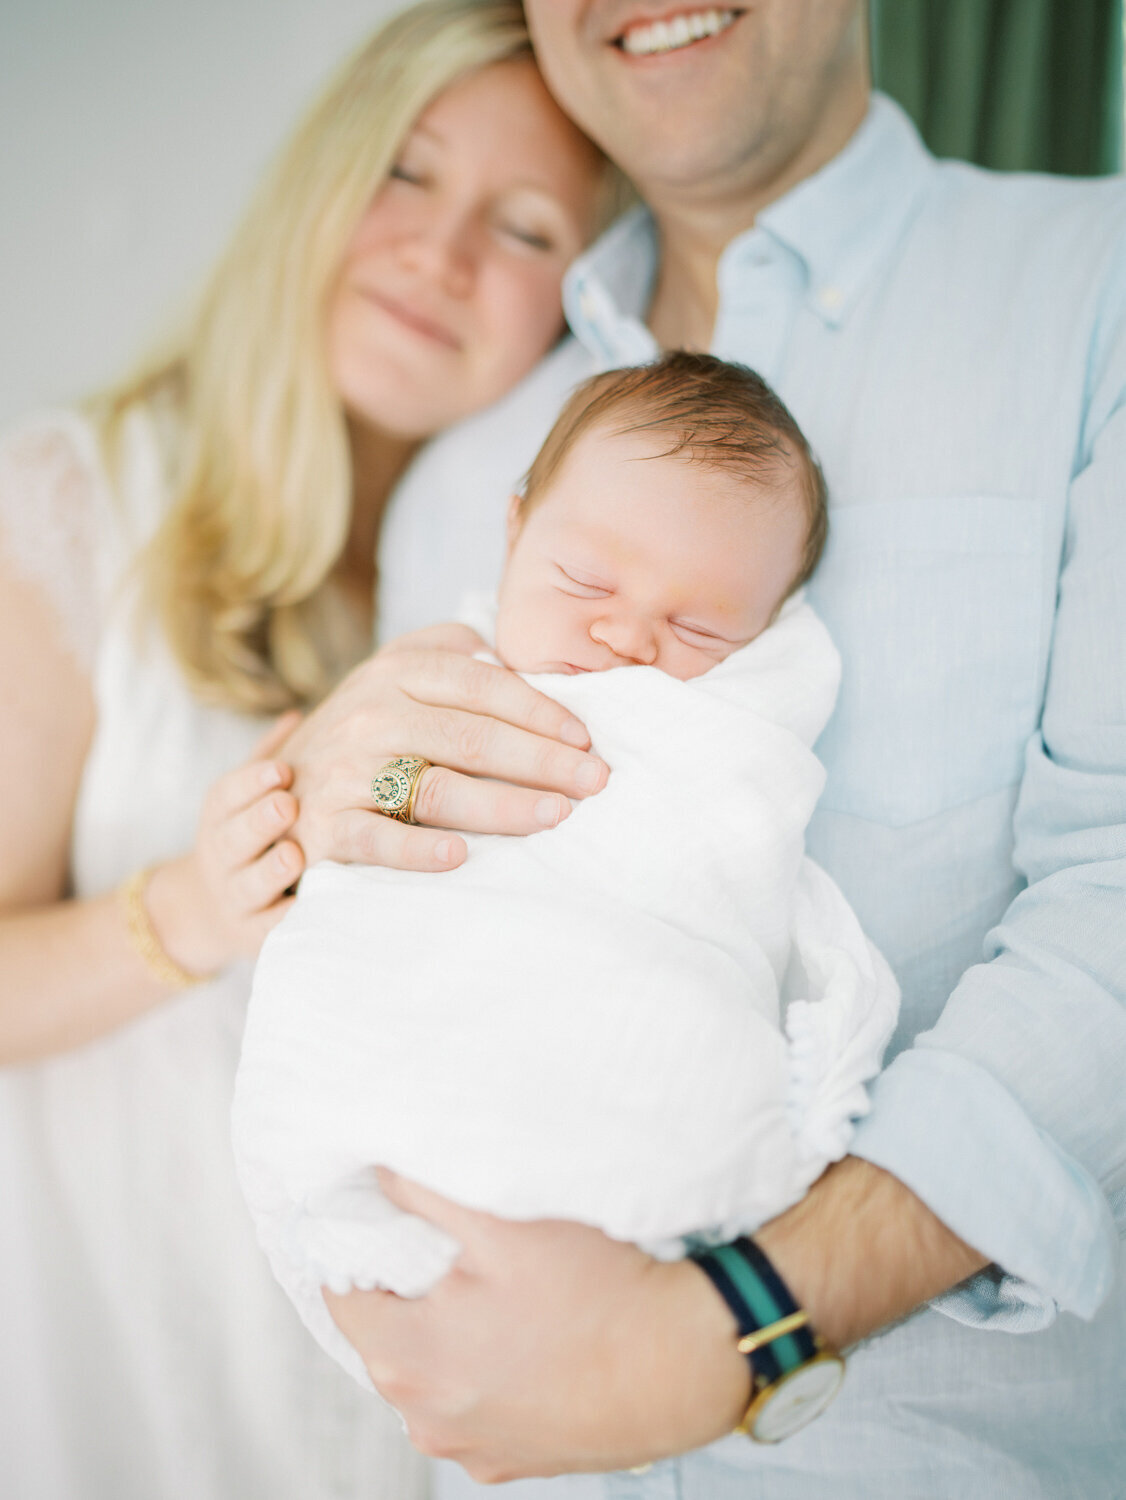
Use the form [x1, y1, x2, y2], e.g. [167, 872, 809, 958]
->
[323, 1161, 992, 1482]
[755, 1155, 989, 1351]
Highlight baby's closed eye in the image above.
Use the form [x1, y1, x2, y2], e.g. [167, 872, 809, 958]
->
[555, 565, 611, 598]
[669, 619, 737, 647]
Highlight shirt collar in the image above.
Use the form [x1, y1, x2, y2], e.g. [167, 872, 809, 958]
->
[754, 92, 935, 327]
[564, 92, 935, 355]
[563, 206, 660, 366]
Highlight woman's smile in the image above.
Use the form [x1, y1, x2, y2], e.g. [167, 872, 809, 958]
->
[360, 287, 462, 349]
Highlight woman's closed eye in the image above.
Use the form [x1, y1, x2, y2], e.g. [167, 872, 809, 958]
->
[493, 188, 573, 256]
[388, 161, 426, 187]
[495, 217, 555, 253]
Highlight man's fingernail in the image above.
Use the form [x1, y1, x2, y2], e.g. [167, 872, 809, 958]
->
[575, 758, 606, 794]
[535, 795, 567, 828]
[435, 839, 455, 864]
[560, 719, 589, 748]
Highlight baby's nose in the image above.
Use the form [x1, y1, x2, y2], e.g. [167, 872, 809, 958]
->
[589, 614, 658, 665]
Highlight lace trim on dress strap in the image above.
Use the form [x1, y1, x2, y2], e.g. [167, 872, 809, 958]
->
[0, 414, 114, 678]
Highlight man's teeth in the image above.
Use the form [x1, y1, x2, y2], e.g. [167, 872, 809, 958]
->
[620, 9, 738, 56]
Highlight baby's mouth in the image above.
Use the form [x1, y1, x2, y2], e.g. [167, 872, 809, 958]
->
[614, 8, 743, 57]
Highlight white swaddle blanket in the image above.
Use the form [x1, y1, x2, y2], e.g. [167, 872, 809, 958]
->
[232, 597, 898, 1390]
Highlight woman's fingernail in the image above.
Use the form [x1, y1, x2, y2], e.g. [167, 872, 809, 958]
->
[260, 762, 282, 789]
[535, 795, 567, 828]
[275, 845, 293, 872]
[575, 759, 606, 794]
[560, 719, 589, 748]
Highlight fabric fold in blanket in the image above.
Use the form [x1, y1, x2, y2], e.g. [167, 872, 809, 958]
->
[232, 597, 899, 1390]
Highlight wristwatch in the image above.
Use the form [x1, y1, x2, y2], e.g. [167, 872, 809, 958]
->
[689, 1237, 845, 1443]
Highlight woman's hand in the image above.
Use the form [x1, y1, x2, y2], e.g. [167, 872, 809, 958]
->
[323, 1172, 750, 1483]
[283, 624, 608, 871]
[144, 713, 306, 976]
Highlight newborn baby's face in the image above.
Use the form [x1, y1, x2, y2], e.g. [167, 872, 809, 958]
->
[494, 424, 807, 681]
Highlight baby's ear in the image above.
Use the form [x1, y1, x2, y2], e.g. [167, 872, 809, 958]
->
[504, 493, 525, 553]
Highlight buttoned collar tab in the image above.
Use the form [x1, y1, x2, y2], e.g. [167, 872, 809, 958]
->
[751, 92, 936, 329]
[564, 206, 659, 368]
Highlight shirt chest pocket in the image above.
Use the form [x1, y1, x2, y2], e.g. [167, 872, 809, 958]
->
[807, 496, 1048, 828]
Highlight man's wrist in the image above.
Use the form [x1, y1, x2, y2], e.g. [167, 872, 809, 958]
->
[754, 1156, 989, 1350]
[689, 1236, 845, 1441]
[661, 1255, 752, 1442]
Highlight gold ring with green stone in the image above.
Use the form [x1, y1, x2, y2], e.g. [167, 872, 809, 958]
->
[370, 756, 431, 824]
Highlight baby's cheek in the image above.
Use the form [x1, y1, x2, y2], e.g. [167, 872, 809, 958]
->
[664, 655, 708, 682]
[494, 595, 548, 671]
[662, 641, 728, 682]
[491, 596, 521, 669]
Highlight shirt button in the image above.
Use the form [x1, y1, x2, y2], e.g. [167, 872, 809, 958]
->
[818, 285, 844, 311]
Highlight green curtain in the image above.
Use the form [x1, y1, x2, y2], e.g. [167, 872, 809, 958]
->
[870, 0, 1123, 175]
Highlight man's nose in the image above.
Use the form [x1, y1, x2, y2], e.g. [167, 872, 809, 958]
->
[397, 208, 477, 296]
[589, 612, 659, 665]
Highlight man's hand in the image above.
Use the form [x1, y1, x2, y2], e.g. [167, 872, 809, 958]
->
[324, 1161, 989, 1482]
[281, 624, 607, 870]
[323, 1171, 750, 1483]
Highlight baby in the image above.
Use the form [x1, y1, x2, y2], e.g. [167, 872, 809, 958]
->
[232, 352, 898, 1392]
[491, 351, 822, 681]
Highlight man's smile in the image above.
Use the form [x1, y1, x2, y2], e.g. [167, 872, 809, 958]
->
[614, 8, 743, 57]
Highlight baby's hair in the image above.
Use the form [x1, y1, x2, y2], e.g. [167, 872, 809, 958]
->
[520, 351, 828, 594]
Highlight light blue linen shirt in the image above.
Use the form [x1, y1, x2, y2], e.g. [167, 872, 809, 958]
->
[380, 94, 1126, 1496]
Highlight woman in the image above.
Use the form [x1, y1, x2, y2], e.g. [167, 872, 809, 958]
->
[0, 3, 616, 1496]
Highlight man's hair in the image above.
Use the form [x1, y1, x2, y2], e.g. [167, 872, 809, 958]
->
[520, 351, 828, 595]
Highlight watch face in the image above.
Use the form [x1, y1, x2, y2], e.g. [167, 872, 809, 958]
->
[749, 1354, 845, 1443]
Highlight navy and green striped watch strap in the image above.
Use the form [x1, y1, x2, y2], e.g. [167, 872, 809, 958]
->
[690, 1237, 819, 1387]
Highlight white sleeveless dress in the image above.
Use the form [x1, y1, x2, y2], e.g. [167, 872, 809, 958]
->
[0, 410, 428, 1500]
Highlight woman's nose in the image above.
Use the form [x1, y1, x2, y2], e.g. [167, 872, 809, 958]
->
[589, 613, 658, 666]
[397, 209, 476, 297]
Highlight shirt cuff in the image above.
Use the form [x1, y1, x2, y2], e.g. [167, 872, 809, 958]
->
[849, 1047, 1117, 1331]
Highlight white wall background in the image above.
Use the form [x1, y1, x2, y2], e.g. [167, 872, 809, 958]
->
[0, 0, 403, 427]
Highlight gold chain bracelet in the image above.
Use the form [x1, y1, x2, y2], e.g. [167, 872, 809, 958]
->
[119, 868, 211, 990]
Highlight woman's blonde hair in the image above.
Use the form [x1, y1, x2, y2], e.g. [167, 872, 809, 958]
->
[99, 0, 607, 715]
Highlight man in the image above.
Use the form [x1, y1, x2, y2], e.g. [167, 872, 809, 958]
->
[295, 2, 1126, 1492]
